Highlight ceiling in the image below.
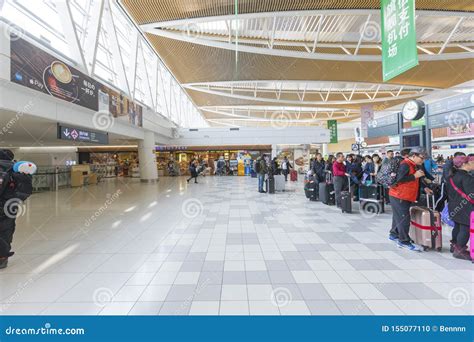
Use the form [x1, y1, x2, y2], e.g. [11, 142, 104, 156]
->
[119, 0, 474, 128]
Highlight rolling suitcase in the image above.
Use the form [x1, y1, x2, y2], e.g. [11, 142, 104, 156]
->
[304, 179, 318, 201]
[274, 175, 285, 191]
[266, 177, 275, 194]
[340, 177, 351, 213]
[290, 170, 297, 181]
[319, 182, 335, 205]
[409, 194, 442, 251]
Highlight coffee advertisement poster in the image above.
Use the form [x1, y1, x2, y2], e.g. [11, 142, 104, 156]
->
[10, 37, 143, 128]
[11, 38, 99, 111]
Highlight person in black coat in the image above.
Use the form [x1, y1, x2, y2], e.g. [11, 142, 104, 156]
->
[312, 153, 326, 183]
[187, 160, 199, 184]
[447, 155, 474, 260]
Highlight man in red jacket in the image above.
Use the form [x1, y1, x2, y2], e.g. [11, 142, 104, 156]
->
[389, 147, 433, 252]
[333, 152, 348, 208]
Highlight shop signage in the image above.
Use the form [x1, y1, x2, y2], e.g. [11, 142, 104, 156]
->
[327, 120, 338, 143]
[156, 146, 188, 151]
[57, 124, 108, 144]
[11, 37, 142, 127]
[381, 0, 418, 82]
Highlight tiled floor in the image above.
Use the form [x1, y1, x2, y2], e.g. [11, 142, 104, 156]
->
[0, 176, 472, 315]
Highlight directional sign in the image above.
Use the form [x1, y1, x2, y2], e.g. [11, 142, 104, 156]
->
[381, 0, 418, 81]
[57, 124, 108, 144]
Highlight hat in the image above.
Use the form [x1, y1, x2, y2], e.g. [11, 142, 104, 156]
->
[409, 147, 428, 159]
[453, 155, 474, 168]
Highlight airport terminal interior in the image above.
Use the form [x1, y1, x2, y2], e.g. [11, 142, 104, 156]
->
[0, 0, 473, 317]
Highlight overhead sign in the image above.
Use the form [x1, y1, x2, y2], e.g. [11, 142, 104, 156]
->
[11, 37, 143, 127]
[327, 120, 338, 143]
[428, 107, 474, 129]
[367, 113, 400, 138]
[381, 0, 418, 82]
[360, 105, 374, 138]
[57, 124, 109, 145]
[428, 92, 474, 116]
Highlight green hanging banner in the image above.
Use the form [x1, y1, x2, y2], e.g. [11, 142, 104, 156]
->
[327, 120, 338, 143]
[381, 0, 418, 82]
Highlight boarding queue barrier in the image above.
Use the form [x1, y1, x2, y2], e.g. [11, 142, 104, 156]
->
[32, 166, 71, 192]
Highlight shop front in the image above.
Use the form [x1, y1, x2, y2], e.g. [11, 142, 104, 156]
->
[78, 146, 140, 179]
[155, 145, 271, 176]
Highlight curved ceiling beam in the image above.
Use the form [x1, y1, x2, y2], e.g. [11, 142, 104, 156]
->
[146, 29, 474, 62]
[184, 84, 431, 105]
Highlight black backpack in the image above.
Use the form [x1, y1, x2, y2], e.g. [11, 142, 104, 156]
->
[0, 161, 33, 201]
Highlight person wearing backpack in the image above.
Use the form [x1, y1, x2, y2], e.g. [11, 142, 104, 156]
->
[388, 147, 433, 252]
[0, 149, 33, 269]
[446, 155, 474, 260]
[281, 156, 292, 181]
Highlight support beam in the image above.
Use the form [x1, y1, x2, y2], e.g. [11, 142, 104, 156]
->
[438, 17, 464, 54]
[354, 14, 372, 55]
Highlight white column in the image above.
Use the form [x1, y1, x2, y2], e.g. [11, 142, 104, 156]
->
[322, 143, 328, 157]
[271, 144, 277, 158]
[138, 131, 158, 182]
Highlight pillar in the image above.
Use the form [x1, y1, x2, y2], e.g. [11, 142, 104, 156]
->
[322, 143, 328, 158]
[138, 131, 158, 183]
[271, 144, 277, 158]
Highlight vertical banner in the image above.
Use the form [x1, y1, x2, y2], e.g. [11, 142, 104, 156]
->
[360, 104, 374, 138]
[381, 0, 418, 82]
[327, 120, 338, 143]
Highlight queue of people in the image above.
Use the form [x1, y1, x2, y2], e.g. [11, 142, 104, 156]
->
[304, 148, 473, 260]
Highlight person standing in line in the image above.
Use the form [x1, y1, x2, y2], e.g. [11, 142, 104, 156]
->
[332, 152, 348, 208]
[388, 148, 433, 252]
[312, 153, 326, 183]
[256, 155, 268, 193]
[281, 156, 292, 181]
[362, 155, 375, 183]
[187, 159, 199, 184]
[447, 155, 474, 260]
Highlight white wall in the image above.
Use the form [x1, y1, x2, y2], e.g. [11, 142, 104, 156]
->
[12, 147, 77, 166]
[173, 126, 330, 146]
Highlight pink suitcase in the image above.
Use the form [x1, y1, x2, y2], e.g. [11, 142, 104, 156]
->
[409, 195, 442, 251]
[470, 211, 474, 262]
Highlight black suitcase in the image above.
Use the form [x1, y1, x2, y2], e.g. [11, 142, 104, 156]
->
[266, 178, 275, 194]
[341, 191, 352, 213]
[359, 183, 384, 214]
[319, 182, 335, 205]
[304, 180, 318, 201]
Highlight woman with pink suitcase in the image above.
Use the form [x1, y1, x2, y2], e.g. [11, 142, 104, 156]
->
[446, 155, 474, 261]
